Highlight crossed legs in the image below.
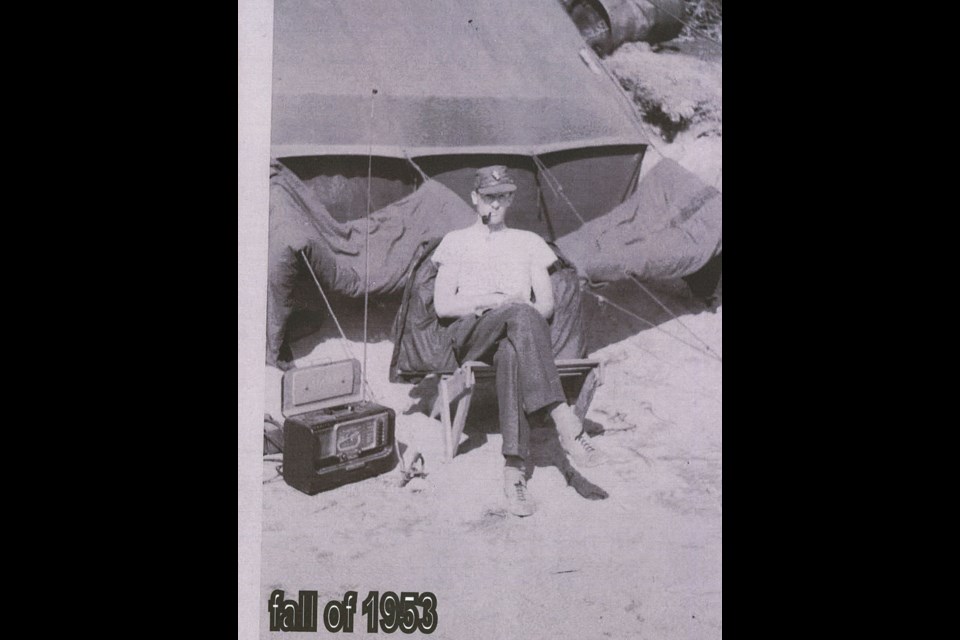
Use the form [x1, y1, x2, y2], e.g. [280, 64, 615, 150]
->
[448, 303, 566, 464]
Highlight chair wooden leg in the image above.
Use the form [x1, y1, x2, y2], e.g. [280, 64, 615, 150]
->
[433, 362, 601, 460]
[434, 365, 479, 460]
[449, 385, 474, 459]
[574, 367, 600, 422]
[439, 378, 453, 461]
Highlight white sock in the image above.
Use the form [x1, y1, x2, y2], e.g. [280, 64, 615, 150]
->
[550, 403, 582, 440]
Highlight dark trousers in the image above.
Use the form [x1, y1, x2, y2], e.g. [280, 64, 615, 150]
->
[446, 303, 566, 461]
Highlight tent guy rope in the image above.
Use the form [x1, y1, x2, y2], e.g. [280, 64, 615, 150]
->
[628, 274, 721, 360]
[298, 250, 380, 403]
[530, 153, 590, 229]
[583, 286, 721, 363]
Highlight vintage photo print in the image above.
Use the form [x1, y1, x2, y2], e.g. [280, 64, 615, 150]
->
[240, 1, 722, 638]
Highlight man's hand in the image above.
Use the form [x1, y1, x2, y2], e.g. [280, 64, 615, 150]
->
[475, 292, 533, 315]
[503, 293, 534, 306]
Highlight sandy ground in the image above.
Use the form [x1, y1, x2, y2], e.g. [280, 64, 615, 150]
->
[257, 44, 721, 640]
[259, 278, 721, 639]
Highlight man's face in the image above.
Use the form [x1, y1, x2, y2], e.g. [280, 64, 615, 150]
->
[471, 190, 515, 226]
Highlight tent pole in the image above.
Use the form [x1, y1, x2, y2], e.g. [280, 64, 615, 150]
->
[362, 89, 379, 403]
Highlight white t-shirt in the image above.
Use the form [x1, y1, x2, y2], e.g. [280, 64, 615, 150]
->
[432, 222, 557, 300]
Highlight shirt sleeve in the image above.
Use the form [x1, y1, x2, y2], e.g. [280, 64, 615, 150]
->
[529, 234, 558, 271]
[431, 234, 452, 266]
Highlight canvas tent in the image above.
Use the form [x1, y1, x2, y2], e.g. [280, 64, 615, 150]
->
[266, 0, 721, 366]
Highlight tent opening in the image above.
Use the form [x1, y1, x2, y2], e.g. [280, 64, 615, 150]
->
[276, 144, 646, 240]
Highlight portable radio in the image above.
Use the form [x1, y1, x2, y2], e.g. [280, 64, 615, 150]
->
[281, 359, 396, 495]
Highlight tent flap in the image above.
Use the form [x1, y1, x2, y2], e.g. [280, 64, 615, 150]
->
[556, 158, 722, 283]
[265, 162, 477, 365]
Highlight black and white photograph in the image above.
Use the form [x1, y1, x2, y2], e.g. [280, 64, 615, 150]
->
[239, 1, 722, 637]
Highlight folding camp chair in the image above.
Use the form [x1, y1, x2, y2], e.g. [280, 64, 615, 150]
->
[390, 238, 603, 461]
[427, 358, 603, 460]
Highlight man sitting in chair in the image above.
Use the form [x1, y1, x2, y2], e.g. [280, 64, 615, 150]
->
[432, 165, 608, 517]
